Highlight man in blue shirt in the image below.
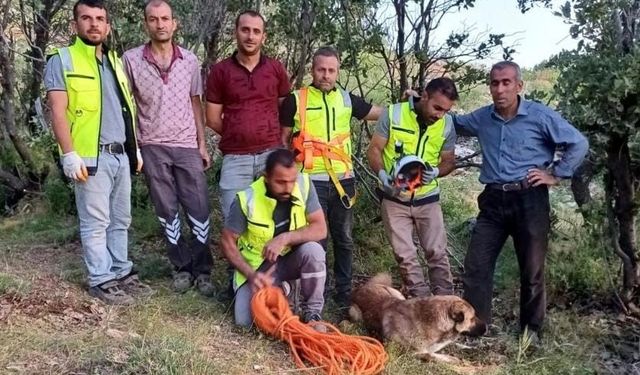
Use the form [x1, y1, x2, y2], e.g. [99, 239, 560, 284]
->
[453, 61, 588, 342]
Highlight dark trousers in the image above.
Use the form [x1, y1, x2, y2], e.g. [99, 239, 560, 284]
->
[312, 178, 356, 299]
[462, 185, 550, 332]
[141, 145, 213, 276]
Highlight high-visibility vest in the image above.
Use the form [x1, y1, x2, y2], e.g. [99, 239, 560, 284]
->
[234, 174, 311, 288]
[291, 86, 353, 175]
[51, 37, 138, 175]
[382, 101, 449, 198]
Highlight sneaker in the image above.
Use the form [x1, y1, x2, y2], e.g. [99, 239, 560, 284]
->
[172, 271, 193, 293]
[89, 280, 134, 305]
[118, 272, 154, 298]
[302, 312, 328, 333]
[195, 274, 215, 297]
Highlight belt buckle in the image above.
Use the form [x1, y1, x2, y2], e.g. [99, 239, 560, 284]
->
[106, 144, 113, 154]
[501, 182, 519, 191]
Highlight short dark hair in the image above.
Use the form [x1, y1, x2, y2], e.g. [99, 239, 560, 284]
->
[265, 149, 296, 174]
[144, 0, 173, 19]
[312, 46, 340, 66]
[490, 61, 522, 81]
[235, 10, 266, 31]
[73, 0, 108, 21]
[425, 77, 459, 101]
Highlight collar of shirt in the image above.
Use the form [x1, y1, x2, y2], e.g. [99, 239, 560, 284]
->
[489, 95, 529, 122]
[142, 42, 183, 83]
[231, 50, 266, 72]
[408, 95, 429, 128]
[309, 83, 337, 93]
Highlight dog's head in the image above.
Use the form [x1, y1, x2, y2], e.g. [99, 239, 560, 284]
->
[448, 300, 487, 337]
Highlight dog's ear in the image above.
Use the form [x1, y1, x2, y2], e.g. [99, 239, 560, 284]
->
[448, 301, 467, 323]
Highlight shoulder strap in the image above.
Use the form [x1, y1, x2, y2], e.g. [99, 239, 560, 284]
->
[298, 87, 308, 133]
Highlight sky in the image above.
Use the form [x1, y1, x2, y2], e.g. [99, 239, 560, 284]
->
[431, 0, 577, 68]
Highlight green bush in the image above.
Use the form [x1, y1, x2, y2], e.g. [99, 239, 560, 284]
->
[44, 175, 75, 215]
[130, 176, 151, 209]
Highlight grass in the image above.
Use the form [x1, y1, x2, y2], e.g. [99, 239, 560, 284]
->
[0, 272, 31, 295]
[0, 171, 626, 374]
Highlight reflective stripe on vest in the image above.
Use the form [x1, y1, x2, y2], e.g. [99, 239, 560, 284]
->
[382, 102, 450, 197]
[233, 173, 311, 289]
[292, 86, 353, 175]
[54, 38, 137, 174]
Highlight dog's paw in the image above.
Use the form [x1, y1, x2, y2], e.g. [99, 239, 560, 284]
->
[348, 305, 362, 322]
[416, 352, 461, 364]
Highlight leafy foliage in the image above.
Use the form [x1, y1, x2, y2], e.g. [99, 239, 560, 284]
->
[550, 0, 640, 308]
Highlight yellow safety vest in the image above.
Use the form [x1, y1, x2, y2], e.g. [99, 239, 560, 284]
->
[382, 101, 449, 198]
[234, 174, 311, 288]
[292, 86, 353, 175]
[51, 37, 138, 175]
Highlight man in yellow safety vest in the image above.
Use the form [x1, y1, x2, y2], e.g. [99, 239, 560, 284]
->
[367, 77, 458, 298]
[45, 0, 152, 305]
[280, 46, 381, 312]
[220, 149, 328, 329]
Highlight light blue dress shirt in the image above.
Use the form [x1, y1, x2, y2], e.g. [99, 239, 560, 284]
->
[453, 97, 589, 184]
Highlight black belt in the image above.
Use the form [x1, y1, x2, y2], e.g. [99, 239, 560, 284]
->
[486, 179, 530, 192]
[100, 143, 124, 154]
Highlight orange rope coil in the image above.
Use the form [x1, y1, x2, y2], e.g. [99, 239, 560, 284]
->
[250, 286, 388, 375]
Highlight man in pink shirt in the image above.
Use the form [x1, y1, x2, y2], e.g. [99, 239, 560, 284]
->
[123, 0, 213, 296]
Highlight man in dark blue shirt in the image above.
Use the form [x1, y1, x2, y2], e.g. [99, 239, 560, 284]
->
[453, 61, 588, 342]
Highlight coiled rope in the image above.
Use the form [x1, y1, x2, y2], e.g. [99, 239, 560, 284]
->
[250, 286, 387, 374]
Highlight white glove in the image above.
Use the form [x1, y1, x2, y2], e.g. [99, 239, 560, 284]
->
[136, 148, 143, 173]
[421, 166, 439, 185]
[378, 170, 401, 198]
[61, 151, 88, 182]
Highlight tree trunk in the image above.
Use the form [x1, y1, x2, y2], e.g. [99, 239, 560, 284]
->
[393, 0, 408, 94]
[0, 31, 38, 173]
[23, 1, 52, 135]
[606, 133, 640, 308]
[294, 0, 313, 89]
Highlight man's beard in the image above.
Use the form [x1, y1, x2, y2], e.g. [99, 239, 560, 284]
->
[79, 35, 103, 46]
[238, 42, 261, 56]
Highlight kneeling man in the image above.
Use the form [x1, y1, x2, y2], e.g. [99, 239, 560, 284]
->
[221, 149, 328, 327]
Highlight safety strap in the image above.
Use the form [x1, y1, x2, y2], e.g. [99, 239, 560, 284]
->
[298, 88, 314, 170]
[297, 87, 355, 209]
[322, 153, 356, 209]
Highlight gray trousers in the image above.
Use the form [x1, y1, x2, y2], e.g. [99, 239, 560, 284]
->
[234, 242, 326, 327]
[141, 144, 212, 276]
[381, 199, 453, 297]
[219, 149, 277, 220]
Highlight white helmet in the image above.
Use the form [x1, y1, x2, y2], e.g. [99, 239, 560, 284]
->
[392, 155, 429, 192]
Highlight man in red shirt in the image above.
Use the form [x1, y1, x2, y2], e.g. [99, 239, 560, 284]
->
[205, 10, 291, 220]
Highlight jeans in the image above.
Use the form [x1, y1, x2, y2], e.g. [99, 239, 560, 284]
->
[312, 178, 356, 298]
[75, 153, 133, 287]
[219, 149, 277, 220]
[462, 185, 550, 332]
[234, 242, 326, 327]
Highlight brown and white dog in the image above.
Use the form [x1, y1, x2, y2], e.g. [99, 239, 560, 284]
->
[349, 273, 486, 363]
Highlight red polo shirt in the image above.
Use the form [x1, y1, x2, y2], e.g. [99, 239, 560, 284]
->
[206, 52, 291, 155]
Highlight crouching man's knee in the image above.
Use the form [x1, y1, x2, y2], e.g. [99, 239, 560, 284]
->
[296, 241, 326, 264]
